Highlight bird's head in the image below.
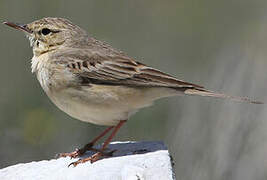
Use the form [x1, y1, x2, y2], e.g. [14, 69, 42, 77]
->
[3, 17, 87, 56]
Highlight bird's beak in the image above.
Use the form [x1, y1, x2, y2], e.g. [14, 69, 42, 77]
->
[3, 21, 32, 34]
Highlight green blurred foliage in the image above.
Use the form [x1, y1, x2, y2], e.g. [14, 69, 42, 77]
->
[22, 108, 57, 145]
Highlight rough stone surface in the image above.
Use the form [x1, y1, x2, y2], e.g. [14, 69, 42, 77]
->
[0, 141, 175, 180]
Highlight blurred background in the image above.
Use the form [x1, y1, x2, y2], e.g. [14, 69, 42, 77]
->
[1, 0, 267, 179]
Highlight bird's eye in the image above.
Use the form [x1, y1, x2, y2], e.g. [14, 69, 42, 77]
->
[41, 28, 51, 35]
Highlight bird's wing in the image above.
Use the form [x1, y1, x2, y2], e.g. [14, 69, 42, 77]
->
[53, 50, 262, 104]
[56, 51, 204, 89]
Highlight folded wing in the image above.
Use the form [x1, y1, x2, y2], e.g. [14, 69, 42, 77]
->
[55, 51, 262, 104]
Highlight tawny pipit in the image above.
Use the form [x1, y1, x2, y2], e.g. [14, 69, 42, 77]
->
[4, 17, 262, 166]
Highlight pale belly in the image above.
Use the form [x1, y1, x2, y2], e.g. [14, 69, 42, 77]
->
[46, 84, 177, 126]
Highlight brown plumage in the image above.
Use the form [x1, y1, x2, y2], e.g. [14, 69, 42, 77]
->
[3, 17, 263, 166]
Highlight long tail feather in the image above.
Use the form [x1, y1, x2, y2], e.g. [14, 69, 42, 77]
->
[184, 89, 263, 104]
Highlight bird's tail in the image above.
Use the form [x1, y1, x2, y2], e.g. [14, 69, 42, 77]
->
[184, 88, 263, 104]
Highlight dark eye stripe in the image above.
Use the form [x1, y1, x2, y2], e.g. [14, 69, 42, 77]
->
[51, 30, 61, 33]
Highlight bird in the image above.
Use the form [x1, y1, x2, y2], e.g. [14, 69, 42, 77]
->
[3, 17, 262, 166]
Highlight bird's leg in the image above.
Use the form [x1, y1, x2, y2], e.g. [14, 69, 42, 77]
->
[69, 120, 126, 167]
[57, 126, 114, 158]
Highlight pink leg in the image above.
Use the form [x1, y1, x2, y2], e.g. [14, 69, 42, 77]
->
[69, 120, 126, 166]
[58, 126, 114, 158]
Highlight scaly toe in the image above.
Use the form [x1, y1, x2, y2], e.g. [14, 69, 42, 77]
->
[56, 148, 82, 159]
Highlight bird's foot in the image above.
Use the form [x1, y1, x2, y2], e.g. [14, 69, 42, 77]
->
[56, 142, 95, 159]
[56, 148, 84, 159]
[68, 150, 117, 167]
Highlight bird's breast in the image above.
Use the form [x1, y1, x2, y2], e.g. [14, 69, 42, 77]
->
[32, 55, 53, 92]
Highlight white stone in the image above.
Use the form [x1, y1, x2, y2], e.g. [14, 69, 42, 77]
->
[0, 141, 175, 180]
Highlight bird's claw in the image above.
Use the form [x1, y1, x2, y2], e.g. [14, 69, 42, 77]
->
[56, 143, 95, 159]
[68, 149, 117, 167]
[56, 148, 82, 159]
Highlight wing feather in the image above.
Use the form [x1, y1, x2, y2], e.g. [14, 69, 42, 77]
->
[56, 51, 204, 89]
[52, 47, 262, 104]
